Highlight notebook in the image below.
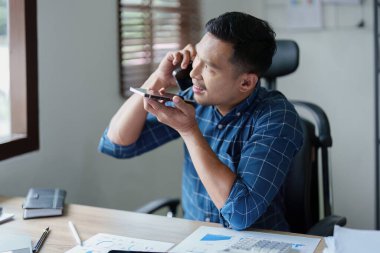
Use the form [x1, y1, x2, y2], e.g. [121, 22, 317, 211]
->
[23, 188, 66, 219]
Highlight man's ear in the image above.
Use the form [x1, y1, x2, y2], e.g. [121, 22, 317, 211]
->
[239, 73, 258, 93]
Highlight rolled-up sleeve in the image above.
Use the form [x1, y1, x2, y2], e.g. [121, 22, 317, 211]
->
[219, 101, 303, 230]
[98, 113, 180, 159]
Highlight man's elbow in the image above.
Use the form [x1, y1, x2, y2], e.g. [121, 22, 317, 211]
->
[97, 143, 136, 159]
[226, 216, 253, 231]
[107, 129, 138, 147]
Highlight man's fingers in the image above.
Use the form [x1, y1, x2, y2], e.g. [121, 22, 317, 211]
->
[173, 96, 193, 116]
[146, 99, 164, 112]
[181, 52, 191, 69]
[172, 51, 183, 65]
[183, 44, 197, 59]
[173, 48, 195, 68]
[143, 98, 153, 112]
[158, 88, 166, 95]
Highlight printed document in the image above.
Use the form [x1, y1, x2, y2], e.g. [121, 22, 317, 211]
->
[170, 226, 321, 253]
[65, 233, 174, 253]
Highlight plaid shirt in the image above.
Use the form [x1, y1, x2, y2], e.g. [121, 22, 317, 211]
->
[98, 84, 303, 231]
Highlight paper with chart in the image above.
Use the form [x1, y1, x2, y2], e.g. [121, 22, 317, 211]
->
[169, 226, 321, 253]
[65, 233, 174, 253]
[287, 0, 322, 29]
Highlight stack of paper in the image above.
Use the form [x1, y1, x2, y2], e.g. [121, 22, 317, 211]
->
[324, 225, 380, 253]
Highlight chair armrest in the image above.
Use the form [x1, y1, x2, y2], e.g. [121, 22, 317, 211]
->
[135, 198, 180, 217]
[307, 215, 347, 237]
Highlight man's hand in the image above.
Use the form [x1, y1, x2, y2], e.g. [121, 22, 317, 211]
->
[142, 44, 197, 91]
[107, 44, 197, 146]
[171, 44, 197, 69]
[143, 95, 197, 136]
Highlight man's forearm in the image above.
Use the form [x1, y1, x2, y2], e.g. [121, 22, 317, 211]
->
[107, 93, 147, 146]
[107, 71, 170, 145]
[181, 128, 236, 209]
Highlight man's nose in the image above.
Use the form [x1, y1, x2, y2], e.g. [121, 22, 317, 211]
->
[190, 61, 202, 80]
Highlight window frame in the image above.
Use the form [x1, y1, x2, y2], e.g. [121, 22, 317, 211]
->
[0, 0, 39, 161]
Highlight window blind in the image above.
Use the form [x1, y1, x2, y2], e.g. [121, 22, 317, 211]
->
[119, 0, 200, 97]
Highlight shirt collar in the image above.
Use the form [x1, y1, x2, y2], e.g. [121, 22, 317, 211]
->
[220, 81, 261, 118]
[182, 82, 261, 119]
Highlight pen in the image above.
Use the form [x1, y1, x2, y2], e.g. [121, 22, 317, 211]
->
[68, 221, 82, 246]
[33, 227, 50, 253]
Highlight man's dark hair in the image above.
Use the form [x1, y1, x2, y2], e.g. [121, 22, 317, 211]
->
[205, 12, 276, 76]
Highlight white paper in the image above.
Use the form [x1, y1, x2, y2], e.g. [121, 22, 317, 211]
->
[333, 225, 380, 253]
[65, 233, 174, 253]
[0, 234, 32, 253]
[170, 226, 321, 253]
[287, 0, 323, 29]
[323, 236, 335, 253]
[0, 212, 14, 224]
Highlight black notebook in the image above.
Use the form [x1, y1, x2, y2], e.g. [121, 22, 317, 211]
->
[23, 188, 66, 219]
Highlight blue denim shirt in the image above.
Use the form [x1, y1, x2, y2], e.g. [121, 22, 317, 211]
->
[98, 85, 303, 231]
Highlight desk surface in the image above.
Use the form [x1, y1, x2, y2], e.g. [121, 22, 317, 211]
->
[0, 196, 325, 253]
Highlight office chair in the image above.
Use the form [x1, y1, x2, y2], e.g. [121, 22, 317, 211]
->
[135, 40, 346, 237]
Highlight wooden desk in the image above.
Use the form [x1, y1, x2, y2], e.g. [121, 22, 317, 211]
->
[0, 197, 325, 252]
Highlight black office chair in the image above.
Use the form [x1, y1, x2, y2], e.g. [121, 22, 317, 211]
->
[135, 40, 346, 237]
[262, 40, 346, 236]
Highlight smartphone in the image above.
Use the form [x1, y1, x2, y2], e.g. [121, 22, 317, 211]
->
[172, 62, 193, 91]
[129, 87, 195, 105]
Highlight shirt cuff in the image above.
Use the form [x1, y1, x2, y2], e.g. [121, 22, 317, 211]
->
[219, 178, 245, 230]
[219, 178, 252, 230]
[98, 128, 138, 159]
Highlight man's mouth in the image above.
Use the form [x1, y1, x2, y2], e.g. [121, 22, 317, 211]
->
[192, 84, 206, 94]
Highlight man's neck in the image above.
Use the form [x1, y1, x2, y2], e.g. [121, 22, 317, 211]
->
[216, 90, 255, 116]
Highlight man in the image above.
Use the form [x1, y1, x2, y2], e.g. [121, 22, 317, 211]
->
[99, 12, 303, 231]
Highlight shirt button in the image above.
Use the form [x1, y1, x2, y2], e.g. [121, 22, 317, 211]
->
[218, 124, 223, 129]
[205, 217, 210, 222]
[236, 112, 241, 117]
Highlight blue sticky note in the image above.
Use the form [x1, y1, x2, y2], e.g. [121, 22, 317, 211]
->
[201, 234, 232, 241]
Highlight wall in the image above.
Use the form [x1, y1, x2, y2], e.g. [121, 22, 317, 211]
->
[0, 0, 376, 230]
[277, 30, 374, 230]
[0, 0, 183, 211]
[267, 0, 375, 230]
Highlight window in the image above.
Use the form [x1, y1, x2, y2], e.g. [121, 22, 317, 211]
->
[118, 0, 200, 97]
[0, 0, 10, 140]
[0, 0, 39, 161]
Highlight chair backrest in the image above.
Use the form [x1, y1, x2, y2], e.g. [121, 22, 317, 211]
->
[283, 117, 320, 233]
[262, 40, 299, 90]
[261, 40, 333, 234]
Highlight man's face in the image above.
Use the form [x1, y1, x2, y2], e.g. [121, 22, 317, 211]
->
[190, 33, 245, 115]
